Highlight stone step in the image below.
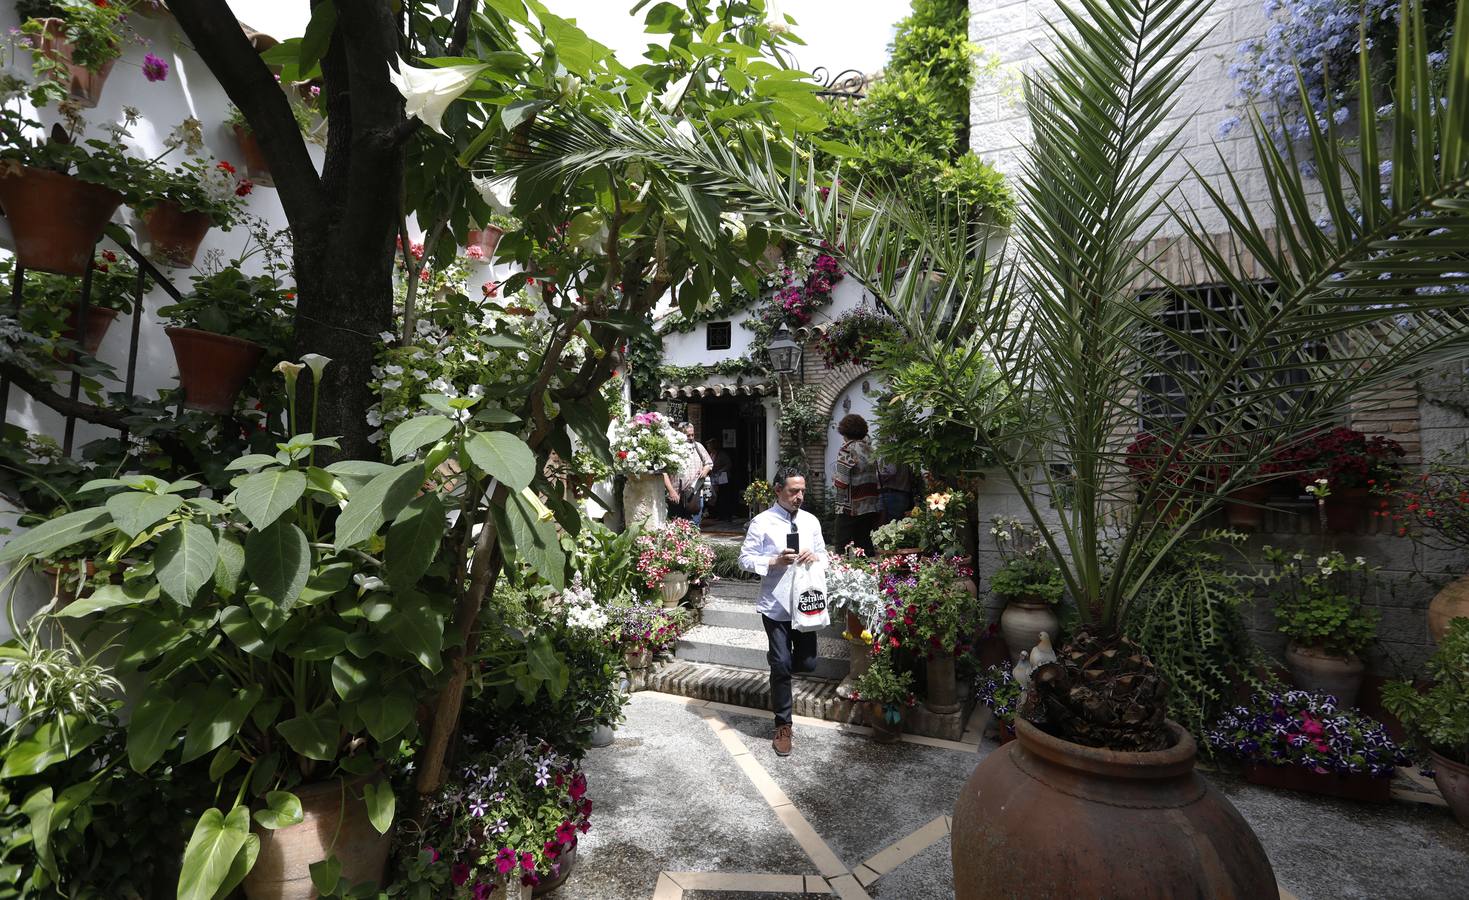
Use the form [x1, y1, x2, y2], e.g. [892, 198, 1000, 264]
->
[707, 577, 761, 600]
[676, 623, 851, 680]
[699, 596, 847, 639]
[640, 658, 980, 741]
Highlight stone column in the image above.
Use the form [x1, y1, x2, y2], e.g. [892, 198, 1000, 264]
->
[762, 396, 780, 483]
[622, 473, 668, 532]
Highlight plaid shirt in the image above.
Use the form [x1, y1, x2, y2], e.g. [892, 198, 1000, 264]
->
[832, 438, 880, 516]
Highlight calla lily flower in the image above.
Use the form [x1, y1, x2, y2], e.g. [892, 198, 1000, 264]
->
[387, 56, 488, 136]
[300, 353, 332, 383]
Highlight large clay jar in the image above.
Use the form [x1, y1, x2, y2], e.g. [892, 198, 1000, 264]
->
[232, 124, 274, 186]
[621, 473, 668, 531]
[1223, 483, 1272, 531]
[165, 327, 265, 414]
[925, 650, 960, 714]
[1430, 750, 1469, 827]
[144, 201, 215, 268]
[31, 19, 116, 108]
[952, 718, 1276, 899]
[1284, 641, 1365, 708]
[243, 776, 392, 899]
[999, 598, 1058, 664]
[1428, 574, 1469, 644]
[0, 166, 123, 275]
[1323, 487, 1369, 533]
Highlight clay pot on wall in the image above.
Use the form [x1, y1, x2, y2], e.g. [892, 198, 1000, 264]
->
[232, 125, 273, 186]
[1428, 574, 1469, 644]
[144, 201, 214, 268]
[165, 327, 264, 414]
[466, 225, 505, 260]
[56, 304, 118, 362]
[1223, 483, 1272, 530]
[998, 598, 1058, 664]
[1284, 641, 1365, 708]
[242, 776, 392, 899]
[951, 718, 1276, 898]
[30, 19, 116, 108]
[1322, 487, 1370, 533]
[0, 166, 123, 275]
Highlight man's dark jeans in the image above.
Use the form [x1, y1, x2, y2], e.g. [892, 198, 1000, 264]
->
[762, 614, 818, 726]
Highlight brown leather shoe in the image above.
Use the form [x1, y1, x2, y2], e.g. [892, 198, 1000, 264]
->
[772, 723, 793, 756]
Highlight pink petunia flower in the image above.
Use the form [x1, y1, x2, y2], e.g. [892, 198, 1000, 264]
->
[142, 52, 169, 82]
[451, 863, 471, 886]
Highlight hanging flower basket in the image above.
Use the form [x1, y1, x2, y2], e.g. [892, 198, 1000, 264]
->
[29, 18, 116, 108]
[144, 200, 215, 268]
[0, 166, 123, 275]
[165, 326, 264, 414]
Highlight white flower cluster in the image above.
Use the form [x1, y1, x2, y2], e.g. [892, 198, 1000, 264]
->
[825, 561, 882, 628]
[608, 412, 685, 476]
[558, 574, 608, 632]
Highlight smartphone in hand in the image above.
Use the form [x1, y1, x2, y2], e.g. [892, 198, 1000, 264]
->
[786, 530, 800, 553]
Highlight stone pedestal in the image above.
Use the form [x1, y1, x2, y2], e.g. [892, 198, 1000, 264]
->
[622, 472, 668, 532]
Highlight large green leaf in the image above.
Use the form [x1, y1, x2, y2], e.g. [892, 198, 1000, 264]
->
[333, 462, 422, 551]
[181, 683, 261, 764]
[288, 623, 349, 661]
[234, 469, 307, 530]
[362, 782, 395, 835]
[23, 787, 56, 877]
[496, 490, 566, 589]
[388, 415, 455, 461]
[384, 594, 445, 672]
[385, 494, 447, 588]
[0, 510, 111, 565]
[156, 522, 219, 606]
[297, 561, 355, 606]
[52, 580, 155, 618]
[216, 834, 260, 899]
[276, 706, 340, 761]
[297, 0, 336, 76]
[464, 430, 536, 490]
[245, 520, 310, 607]
[1, 717, 104, 777]
[127, 692, 195, 772]
[215, 533, 246, 598]
[105, 492, 183, 537]
[219, 605, 272, 657]
[330, 654, 370, 702]
[177, 806, 251, 900]
[358, 690, 414, 742]
[309, 855, 342, 894]
[252, 791, 303, 830]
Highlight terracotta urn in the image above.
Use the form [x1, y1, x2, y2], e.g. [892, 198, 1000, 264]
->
[165, 327, 264, 414]
[144, 201, 215, 268]
[951, 718, 1276, 898]
[0, 166, 123, 275]
[1428, 574, 1469, 644]
[1430, 749, 1469, 827]
[1284, 641, 1365, 708]
[999, 597, 1058, 664]
[243, 776, 392, 899]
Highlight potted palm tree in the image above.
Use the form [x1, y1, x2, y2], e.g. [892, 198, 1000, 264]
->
[487, 0, 1469, 893]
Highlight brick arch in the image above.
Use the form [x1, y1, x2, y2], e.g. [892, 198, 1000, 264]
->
[798, 361, 880, 495]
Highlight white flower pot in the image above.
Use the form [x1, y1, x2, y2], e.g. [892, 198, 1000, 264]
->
[661, 571, 690, 608]
[622, 472, 668, 531]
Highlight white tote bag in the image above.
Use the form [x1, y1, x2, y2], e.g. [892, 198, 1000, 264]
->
[788, 560, 830, 632]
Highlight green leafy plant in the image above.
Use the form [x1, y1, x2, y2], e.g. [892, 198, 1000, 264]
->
[935, 152, 1016, 227]
[1383, 618, 1469, 765]
[976, 663, 1022, 728]
[877, 555, 979, 656]
[0, 100, 149, 199]
[1265, 547, 1379, 657]
[742, 478, 775, 513]
[158, 264, 295, 351]
[18, 0, 135, 102]
[135, 155, 254, 226]
[851, 651, 916, 710]
[988, 516, 1064, 604]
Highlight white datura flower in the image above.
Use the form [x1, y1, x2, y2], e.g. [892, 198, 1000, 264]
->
[387, 57, 488, 136]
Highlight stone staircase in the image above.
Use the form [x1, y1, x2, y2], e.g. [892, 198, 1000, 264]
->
[639, 565, 978, 741]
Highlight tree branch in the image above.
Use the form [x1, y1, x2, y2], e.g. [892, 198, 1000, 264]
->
[0, 361, 130, 431]
[169, 0, 323, 224]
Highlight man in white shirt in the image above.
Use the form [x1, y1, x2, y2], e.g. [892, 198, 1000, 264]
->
[738, 468, 826, 757]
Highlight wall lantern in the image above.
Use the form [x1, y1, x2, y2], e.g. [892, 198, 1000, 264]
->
[767, 327, 802, 375]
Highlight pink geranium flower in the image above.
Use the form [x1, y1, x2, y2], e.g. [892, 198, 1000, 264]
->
[142, 53, 169, 82]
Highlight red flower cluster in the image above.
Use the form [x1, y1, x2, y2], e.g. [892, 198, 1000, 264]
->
[1264, 427, 1404, 490]
[1124, 432, 1221, 488]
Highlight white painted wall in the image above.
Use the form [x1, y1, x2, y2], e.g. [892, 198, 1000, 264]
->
[969, 0, 1275, 236]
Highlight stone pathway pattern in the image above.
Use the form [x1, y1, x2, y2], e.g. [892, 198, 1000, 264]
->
[550, 692, 1469, 900]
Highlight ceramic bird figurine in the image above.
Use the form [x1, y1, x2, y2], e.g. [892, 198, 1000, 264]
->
[1012, 650, 1033, 689]
[1030, 631, 1057, 669]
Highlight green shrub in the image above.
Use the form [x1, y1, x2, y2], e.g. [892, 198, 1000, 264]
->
[1383, 618, 1469, 765]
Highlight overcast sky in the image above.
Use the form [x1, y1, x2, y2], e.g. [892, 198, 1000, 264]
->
[229, 1, 903, 78]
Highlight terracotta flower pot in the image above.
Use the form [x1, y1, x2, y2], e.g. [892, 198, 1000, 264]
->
[1284, 641, 1365, 708]
[243, 776, 393, 899]
[624, 647, 651, 670]
[532, 843, 577, 897]
[0, 166, 123, 275]
[1430, 749, 1469, 827]
[951, 718, 1276, 898]
[999, 598, 1058, 664]
[232, 124, 273, 186]
[1223, 483, 1272, 531]
[1428, 574, 1469, 644]
[865, 701, 904, 743]
[31, 19, 116, 108]
[55, 304, 118, 362]
[165, 326, 264, 414]
[466, 225, 505, 259]
[1242, 761, 1391, 803]
[144, 201, 214, 268]
[925, 650, 960, 714]
[1322, 486, 1369, 533]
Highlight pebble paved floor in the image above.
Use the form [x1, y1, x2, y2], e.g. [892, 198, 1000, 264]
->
[551, 691, 1469, 899]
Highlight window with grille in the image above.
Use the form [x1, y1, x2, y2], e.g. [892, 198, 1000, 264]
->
[1137, 282, 1315, 435]
[706, 321, 732, 351]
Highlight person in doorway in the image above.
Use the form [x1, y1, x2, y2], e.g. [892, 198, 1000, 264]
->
[831, 414, 880, 555]
[665, 421, 713, 526]
[738, 469, 826, 757]
[706, 438, 733, 521]
[877, 458, 918, 525]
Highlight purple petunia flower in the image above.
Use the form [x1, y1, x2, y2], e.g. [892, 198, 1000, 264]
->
[142, 52, 169, 83]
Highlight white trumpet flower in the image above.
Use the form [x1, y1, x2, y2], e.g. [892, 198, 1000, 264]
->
[387, 57, 488, 136]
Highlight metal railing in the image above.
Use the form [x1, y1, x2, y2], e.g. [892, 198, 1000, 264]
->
[0, 234, 184, 454]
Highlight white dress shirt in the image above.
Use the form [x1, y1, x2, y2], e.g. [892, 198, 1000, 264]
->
[738, 503, 827, 621]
